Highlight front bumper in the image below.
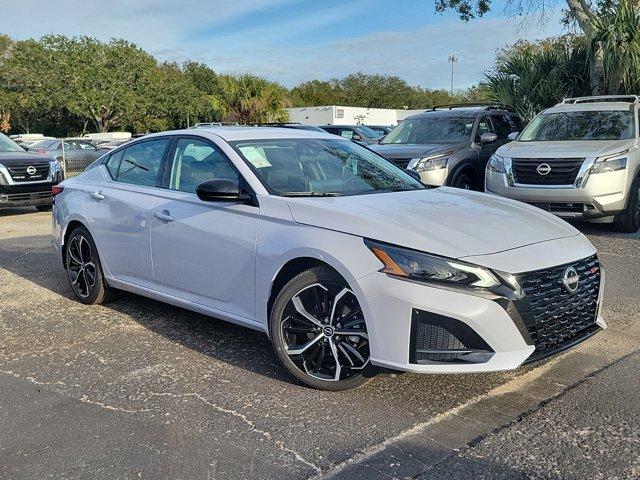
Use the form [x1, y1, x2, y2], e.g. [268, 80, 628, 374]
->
[356, 246, 605, 374]
[416, 167, 448, 187]
[485, 166, 630, 219]
[0, 190, 53, 207]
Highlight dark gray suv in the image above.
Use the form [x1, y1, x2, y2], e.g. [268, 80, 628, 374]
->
[370, 105, 522, 190]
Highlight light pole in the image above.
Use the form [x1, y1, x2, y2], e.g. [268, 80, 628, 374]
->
[448, 54, 457, 95]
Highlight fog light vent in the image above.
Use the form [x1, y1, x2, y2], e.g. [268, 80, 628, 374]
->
[410, 310, 494, 364]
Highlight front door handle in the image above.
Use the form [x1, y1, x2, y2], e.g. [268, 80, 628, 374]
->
[90, 191, 105, 201]
[154, 210, 175, 222]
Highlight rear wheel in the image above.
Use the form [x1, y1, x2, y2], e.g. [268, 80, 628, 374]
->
[65, 226, 112, 304]
[270, 266, 374, 390]
[35, 204, 52, 212]
[613, 175, 640, 233]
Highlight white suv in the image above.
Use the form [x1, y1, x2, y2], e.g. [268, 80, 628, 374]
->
[485, 95, 640, 232]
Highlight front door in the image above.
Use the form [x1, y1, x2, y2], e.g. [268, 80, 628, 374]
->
[150, 137, 260, 321]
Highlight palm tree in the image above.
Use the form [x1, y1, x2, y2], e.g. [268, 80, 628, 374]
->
[589, 0, 640, 94]
[221, 74, 289, 125]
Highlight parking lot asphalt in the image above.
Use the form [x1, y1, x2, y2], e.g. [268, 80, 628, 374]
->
[0, 208, 639, 479]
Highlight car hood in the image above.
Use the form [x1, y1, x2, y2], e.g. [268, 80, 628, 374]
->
[0, 151, 55, 165]
[501, 139, 637, 158]
[369, 142, 466, 159]
[286, 188, 580, 260]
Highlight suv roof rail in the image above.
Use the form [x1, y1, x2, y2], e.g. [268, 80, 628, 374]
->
[561, 95, 640, 104]
[429, 103, 514, 111]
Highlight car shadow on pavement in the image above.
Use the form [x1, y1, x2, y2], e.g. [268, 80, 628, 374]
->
[0, 207, 44, 217]
[567, 220, 640, 240]
[0, 234, 298, 385]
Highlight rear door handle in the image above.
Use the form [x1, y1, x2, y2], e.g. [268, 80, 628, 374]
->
[154, 210, 175, 222]
[90, 191, 105, 201]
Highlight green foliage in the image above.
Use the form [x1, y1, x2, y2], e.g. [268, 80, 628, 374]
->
[221, 74, 289, 124]
[590, 0, 640, 94]
[484, 36, 591, 121]
[290, 72, 485, 109]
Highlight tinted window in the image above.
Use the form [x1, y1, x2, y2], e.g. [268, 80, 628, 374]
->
[105, 149, 124, 179]
[491, 115, 513, 139]
[108, 139, 169, 186]
[476, 116, 493, 136]
[382, 116, 475, 144]
[520, 110, 635, 141]
[233, 138, 424, 196]
[168, 138, 238, 193]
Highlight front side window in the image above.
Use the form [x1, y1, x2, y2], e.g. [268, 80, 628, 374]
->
[106, 138, 169, 187]
[381, 115, 474, 144]
[232, 138, 424, 196]
[168, 138, 238, 193]
[491, 115, 514, 139]
[520, 110, 636, 141]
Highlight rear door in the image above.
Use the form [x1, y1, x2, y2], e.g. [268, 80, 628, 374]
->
[150, 136, 260, 321]
[83, 137, 171, 289]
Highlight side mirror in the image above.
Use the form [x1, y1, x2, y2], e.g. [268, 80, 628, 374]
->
[507, 131, 520, 141]
[351, 134, 363, 142]
[480, 132, 498, 144]
[195, 178, 251, 203]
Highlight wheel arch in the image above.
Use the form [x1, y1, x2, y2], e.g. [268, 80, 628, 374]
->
[447, 160, 479, 186]
[61, 218, 90, 269]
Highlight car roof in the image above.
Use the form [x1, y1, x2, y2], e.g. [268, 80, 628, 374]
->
[545, 102, 634, 113]
[142, 126, 338, 142]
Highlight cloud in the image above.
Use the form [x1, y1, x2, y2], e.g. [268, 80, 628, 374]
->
[1, 1, 566, 89]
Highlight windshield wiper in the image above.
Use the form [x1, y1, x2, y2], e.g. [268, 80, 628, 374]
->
[281, 192, 343, 197]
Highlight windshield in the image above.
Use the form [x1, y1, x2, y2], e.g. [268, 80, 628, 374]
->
[355, 125, 382, 138]
[381, 116, 474, 144]
[30, 139, 59, 149]
[232, 138, 425, 197]
[520, 110, 636, 141]
[0, 133, 25, 152]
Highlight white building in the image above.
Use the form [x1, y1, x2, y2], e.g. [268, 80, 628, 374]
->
[287, 106, 427, 126]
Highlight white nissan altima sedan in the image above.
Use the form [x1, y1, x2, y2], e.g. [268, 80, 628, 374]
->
[52, 127, 606, 390]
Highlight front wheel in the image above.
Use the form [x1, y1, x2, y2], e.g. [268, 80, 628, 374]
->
[270, 266, 374, 390]
[613, 176, 640, 233]
[451, 171, 477, 190]
[65, 226, 112, 304]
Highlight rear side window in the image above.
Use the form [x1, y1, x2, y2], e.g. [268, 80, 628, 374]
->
[105, 138, 170, 187]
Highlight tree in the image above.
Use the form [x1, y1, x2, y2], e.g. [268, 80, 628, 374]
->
[221, 74, 289, 124]
[484, 36, 589, 121]
[434, 0, 634, 94]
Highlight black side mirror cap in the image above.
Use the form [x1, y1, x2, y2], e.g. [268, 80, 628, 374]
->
[195, 178, 252, 203]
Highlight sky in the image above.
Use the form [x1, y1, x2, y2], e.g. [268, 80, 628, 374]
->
[2, 0, 567, 90]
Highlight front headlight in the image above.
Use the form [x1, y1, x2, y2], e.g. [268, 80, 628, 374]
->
[409, 154, 449, 172]
[591, 155, 627, 174]
[487, 154, 507, 173]
[365, 239, 500, 289]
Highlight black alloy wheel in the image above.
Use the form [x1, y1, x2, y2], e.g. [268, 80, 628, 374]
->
[270, 266, 373, 390]
[65, 226, 112, 304]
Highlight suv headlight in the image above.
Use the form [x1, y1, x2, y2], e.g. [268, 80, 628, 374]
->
[365, 239, 500, 289]
[409, 153, 449, 172]
[591, 154, 627, 174]
[488, 154, 508, 173]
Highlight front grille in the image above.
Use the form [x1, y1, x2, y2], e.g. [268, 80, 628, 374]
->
[512, 158, 584, 185]
[517, 255, 600, 356]
[6, 162, 50, 182]
[390, 158, 412, 169]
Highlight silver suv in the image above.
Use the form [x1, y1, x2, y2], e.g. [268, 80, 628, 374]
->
[485, 95, 640, 233]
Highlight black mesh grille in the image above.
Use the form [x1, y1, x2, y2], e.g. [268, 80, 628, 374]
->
[6, 162, 50, 182]
[512, 158, 584, 185]
[415, 323, 466, 361]
[517, 255, 600, 355]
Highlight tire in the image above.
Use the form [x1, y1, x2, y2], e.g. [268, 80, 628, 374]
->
[65, 226, 112, 305]
[451, 170, 477, 190]
[35, 204, 52, 212]
[269, 266, 375, 391]
[613, 175, 640, 233]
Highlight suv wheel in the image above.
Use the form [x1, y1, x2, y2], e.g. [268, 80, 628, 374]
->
[270, 266, 374, 390]
[452, 171, 477, 190]
[65, 226, 112, 304]
[614, 175, 640, 233]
